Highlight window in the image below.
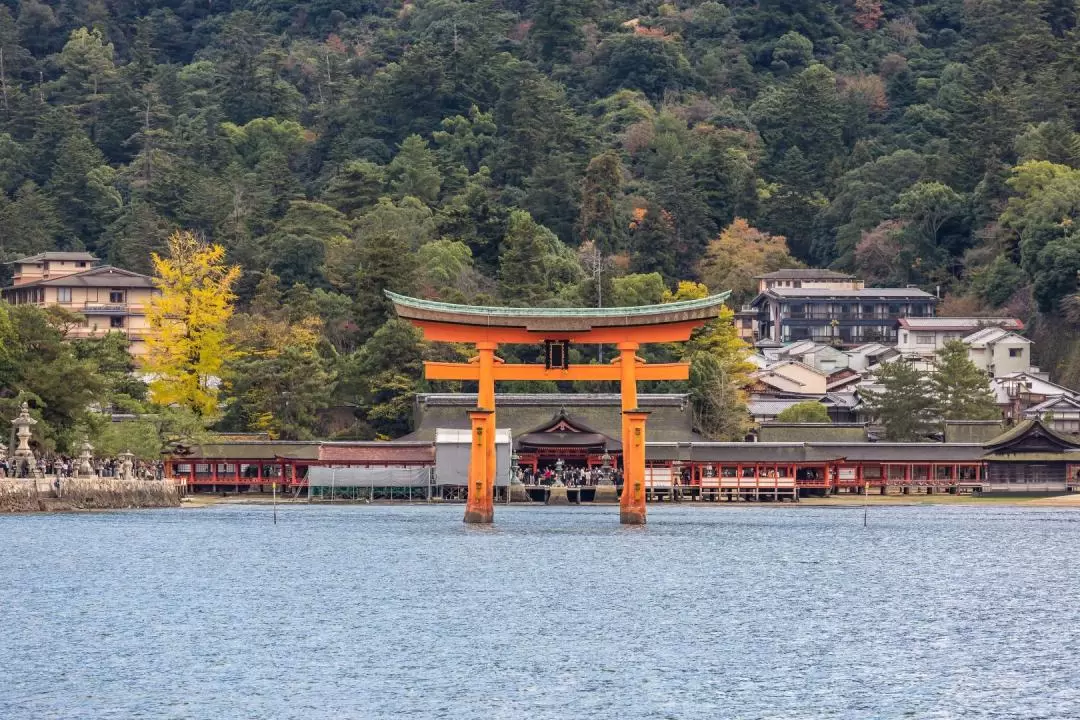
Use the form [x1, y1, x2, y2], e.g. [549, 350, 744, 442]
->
[76, 261, 87, 268]
[916, 334, 934, 345]
[1009, 348, 1023, 358]
[793, 281, 802, 288]
[57, 287, 71, 303]
[901, 332, 908, 344]
[109, 316, 124, 329]
[109, 290, 125, 303]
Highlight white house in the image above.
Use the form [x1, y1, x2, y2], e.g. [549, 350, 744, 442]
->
[844, 342, 898, 373]
[963, 327, 1032, 377]
[896, 317, 1024, 359]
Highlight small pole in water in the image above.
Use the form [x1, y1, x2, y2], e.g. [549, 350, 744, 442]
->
[863, 479, 869, 527]
[273, 481, 278, 525]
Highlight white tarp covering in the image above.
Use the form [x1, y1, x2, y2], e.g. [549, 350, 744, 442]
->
[435, 428, 512, 486]
[307, 466, 431, 488]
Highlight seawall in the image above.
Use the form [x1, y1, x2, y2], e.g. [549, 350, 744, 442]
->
[0, 478, 182, 513]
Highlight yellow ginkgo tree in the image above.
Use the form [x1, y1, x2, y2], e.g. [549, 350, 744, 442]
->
[145, 231, 240, 416]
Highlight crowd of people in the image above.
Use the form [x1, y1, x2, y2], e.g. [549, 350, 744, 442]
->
[520, 465, 624, 487]
[0, 455, 165, 480]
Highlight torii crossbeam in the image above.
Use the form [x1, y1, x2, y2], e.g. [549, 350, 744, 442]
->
[387, 291, 730, 524]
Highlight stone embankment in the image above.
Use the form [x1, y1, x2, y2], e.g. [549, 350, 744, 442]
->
[0, 478, 181, 513]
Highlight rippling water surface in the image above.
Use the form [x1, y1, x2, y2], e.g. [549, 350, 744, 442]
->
[2, 504, 1080, 719]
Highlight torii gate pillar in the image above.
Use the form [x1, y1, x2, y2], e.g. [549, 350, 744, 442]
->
[618, 342, 647, 525]
[464, 409, 494, 524]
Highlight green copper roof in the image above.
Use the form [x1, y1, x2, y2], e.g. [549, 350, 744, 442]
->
[385, 290, 731, 318]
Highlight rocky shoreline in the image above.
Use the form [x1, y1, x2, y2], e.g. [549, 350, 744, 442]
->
[0, 478, 181, 513]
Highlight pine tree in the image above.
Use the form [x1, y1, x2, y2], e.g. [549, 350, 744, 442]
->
[145, 231, 240, 416]
[497, 210, 580, 306]
[577, 150, 626, 253]
[387, 134, 441, 205]
[863, 360, 937, 441]
[932, 340, 1001, 421]
[353, 198, 429, 337]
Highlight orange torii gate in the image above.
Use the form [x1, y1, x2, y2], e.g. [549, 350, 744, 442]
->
[387, 291, 730, 524]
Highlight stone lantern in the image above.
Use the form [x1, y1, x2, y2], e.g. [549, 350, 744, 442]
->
[553, 457, 566, 487]
[119, 450, 135, 481]
[78, 441, 95, 478]
[546, 458, 570, 506]
[10, 401, 37, 478]
[593, 449, 618, 503]
[508, 451, 530, 503]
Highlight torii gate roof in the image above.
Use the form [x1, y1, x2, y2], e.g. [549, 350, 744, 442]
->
[385, 290, 731, 338]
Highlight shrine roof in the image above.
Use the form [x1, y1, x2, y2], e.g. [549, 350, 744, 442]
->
[386, 290, 730, 331]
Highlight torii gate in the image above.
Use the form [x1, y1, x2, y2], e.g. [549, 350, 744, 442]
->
[386, 291, 730, 524]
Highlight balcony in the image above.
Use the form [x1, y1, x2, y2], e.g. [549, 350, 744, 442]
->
[64, 302, 147, 316]
[787, 311, 894, 321]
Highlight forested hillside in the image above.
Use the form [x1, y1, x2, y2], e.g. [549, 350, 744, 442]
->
[2, 0, 1080, 440]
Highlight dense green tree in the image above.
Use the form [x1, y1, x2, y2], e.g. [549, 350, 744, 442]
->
[610, 272, 666, 307]
[323, 161, 386, 217]
[497, 210, 582, 306]
[594, 35, 695, 102]
[932, 341, 1001, 422]
[751, 64, 843, 185]
[415, 239, 475, 301]
[337, 319, 426, 439]
[387, 134, 442, 205]
[45, 131, 121, 248]
[775, 401, 831, 423]
[353, 198, 432, 336]
[576, 151, 626, 253]
[0, 303, 108, 450]
[0, 182, 63, 264]
[863, 361, 938, 441]
[221, 275, 335, 439]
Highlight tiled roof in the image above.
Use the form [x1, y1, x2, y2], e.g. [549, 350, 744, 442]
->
[5, 251, 98, 264]
[1022, 396, 1080, 415]
[748, 398, 808, 416]
[6, 266, 154, 289]
[899, 317, 1023, 331]
[318, 442, 434, 463]
[754, 268, 855, 280]
[757, 287, 936, 300]
[963, 327, 1030, 345]
[985, 419, 1080, 451]
[387, 289, 730, 320]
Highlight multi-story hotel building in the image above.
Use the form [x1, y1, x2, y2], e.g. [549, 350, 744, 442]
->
[1, 252, 158, 357]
